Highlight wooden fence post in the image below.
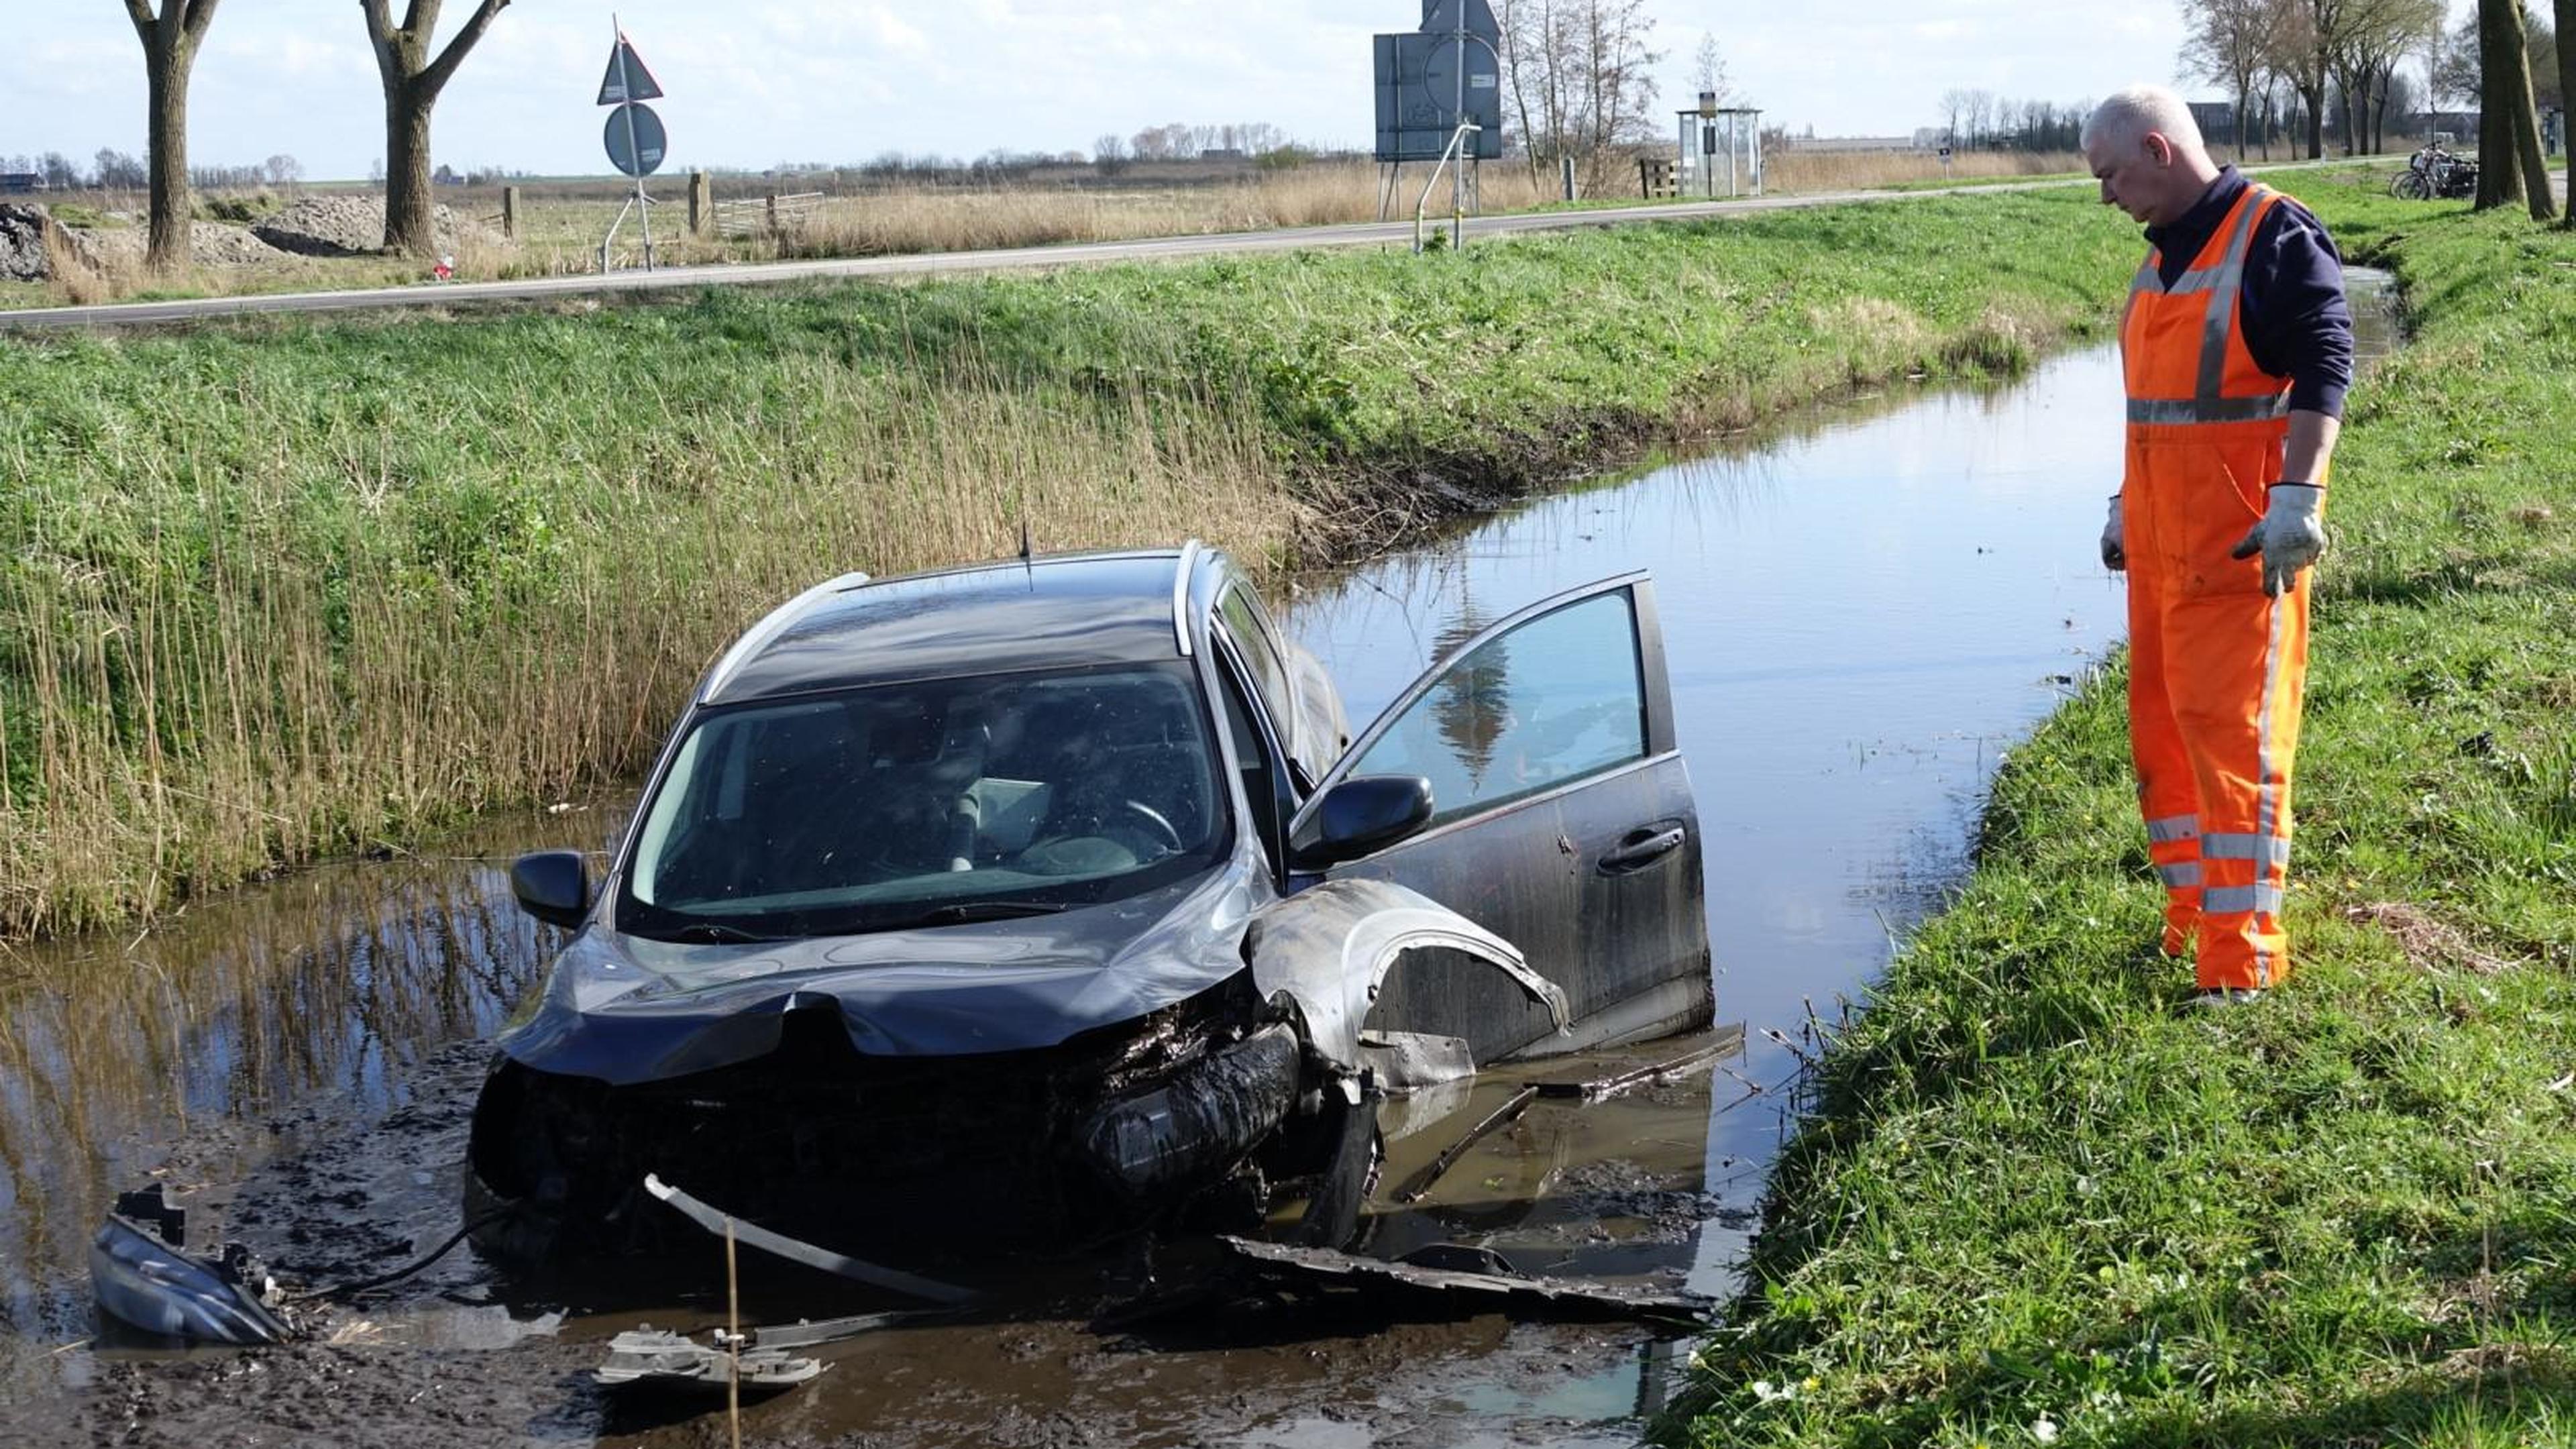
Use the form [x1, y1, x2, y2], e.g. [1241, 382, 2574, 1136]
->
[500, 185, 519, 239]
[689, 170, 713, 237]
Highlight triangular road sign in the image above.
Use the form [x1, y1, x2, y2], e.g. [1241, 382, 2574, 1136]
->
[597, 34, 664, 105]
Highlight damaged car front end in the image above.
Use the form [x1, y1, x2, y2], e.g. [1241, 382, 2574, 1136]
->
[470, 545, 1709, 1270]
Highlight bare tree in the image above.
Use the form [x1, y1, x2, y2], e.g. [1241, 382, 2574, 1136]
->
[120, 0, 223, 272]
[362, 0, 515, 257]
[262, 153, 304, 185]
[2184, 0, 2278, 158]
[1499, 0, 1654, 189]
[1693, 31, 1728, 102]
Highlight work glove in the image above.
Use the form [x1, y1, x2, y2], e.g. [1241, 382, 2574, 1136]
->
[2229, 482, 2326, 597]
[2100, 493, 2125, 571]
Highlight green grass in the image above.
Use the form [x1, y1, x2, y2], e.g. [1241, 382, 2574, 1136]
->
[1673, 179, 2576, 1447]
[0, 190, 2140, 938]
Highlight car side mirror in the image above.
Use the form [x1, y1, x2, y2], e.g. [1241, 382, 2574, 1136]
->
[1291, 775, 1435, 871]
[509, 849, 590, 929]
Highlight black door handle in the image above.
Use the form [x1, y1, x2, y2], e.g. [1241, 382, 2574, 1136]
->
[1597, 825, 1685, 874]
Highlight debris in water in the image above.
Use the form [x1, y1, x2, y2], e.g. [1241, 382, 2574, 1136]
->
[594, 1328, 823, 1391]
[1215, 1236, 1711, 1328]
[89, 1185, 294, 1345]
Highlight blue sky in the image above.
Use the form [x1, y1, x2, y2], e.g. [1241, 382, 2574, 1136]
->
[6, 2, 2242, 180]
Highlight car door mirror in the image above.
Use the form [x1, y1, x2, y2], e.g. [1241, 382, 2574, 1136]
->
[1291, 775, 1434, 871]
[510, 849, 590, 929]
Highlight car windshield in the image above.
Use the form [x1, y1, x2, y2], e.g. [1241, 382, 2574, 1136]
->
[617, 663, 1228, 939]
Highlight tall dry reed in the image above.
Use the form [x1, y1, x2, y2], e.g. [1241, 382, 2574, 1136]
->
[0, 353, 1308, 938]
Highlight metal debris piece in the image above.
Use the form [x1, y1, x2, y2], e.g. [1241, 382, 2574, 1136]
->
[1216, 1236, 1711, 1328]
[751, 1311, 924, 1350]
[89, 1185, 294, 1346]
[1389, 1084, 1540, 1205]
[1531, 1038, 1735, 1104]
[643, 1174, 981, 1305]
[594, 1328, 823, 1390]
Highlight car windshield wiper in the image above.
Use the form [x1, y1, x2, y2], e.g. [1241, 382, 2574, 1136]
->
[878, 900, 1070, 930]
[652, 920, 790, 944]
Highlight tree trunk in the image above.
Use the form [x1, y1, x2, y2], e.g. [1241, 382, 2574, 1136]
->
[2302, 77, 2327, 157]
[383, 85, 437, 255]
[2559, 0, 2576, 222]
[143, 49, 191, 271]
[2507, 34, 2559, 220]
[2477, 0, 2524, 208]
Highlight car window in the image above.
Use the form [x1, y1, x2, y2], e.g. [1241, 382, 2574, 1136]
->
[1343, 591, 1647, 829]
[1216, 587, 1296, 739]
[619, 663, 1227, 937]
[1210, 644, 1284, 873]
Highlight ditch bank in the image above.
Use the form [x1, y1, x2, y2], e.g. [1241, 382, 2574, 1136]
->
[0, 189, 2142, 943]
[1671, 178, 2576, 1447]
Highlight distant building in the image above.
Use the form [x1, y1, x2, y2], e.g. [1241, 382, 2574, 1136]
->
[0, 172, 44, 194]
[1199, 148, 1246, 162]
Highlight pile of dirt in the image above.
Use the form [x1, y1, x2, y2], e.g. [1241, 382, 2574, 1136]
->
[56, 219, 280, 270]
[254, 195, 493, 256]
[0, 203, 50, 280]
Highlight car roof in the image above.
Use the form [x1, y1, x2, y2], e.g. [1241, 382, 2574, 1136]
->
[700, 547, 1218, 706]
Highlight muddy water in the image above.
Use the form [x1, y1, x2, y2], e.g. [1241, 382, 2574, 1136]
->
[0, 272, 2400, 1443]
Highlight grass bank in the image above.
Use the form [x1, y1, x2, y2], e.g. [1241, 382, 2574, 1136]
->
[1676, 178, 2576, 1446]
[0, 190, 2135, 940]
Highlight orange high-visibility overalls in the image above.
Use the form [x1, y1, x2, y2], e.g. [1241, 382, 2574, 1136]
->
[2119, 182, 2315, 991]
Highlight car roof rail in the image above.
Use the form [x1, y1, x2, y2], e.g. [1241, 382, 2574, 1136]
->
[1172, 539, 1201, 658]
[700, 570, 872, 701]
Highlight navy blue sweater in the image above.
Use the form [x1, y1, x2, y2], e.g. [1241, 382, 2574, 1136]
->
[2141, 166, 2353, 419]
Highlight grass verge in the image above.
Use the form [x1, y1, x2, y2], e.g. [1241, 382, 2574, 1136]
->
[1672, 178, 2576, 1446]
[0, 190, 2139, 941]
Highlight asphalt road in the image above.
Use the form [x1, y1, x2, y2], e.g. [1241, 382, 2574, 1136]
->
[0, 180, 2067, 333]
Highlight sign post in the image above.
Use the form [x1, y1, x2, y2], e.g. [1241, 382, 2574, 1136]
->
[596, 17, 667, 272]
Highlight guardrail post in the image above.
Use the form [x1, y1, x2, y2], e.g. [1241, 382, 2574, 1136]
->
[765, 193, 779, 234]
[689, 170, 712, 237]
[501, 186, 519, 239]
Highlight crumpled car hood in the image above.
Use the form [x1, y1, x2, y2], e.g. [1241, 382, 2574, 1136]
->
[496, 865, 1258, 1085]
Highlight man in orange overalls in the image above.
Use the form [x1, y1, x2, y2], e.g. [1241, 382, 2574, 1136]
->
[2082, 86, 2353, 1007]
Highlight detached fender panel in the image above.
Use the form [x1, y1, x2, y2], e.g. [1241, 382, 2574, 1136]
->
[1246, 878, 1564, 1074]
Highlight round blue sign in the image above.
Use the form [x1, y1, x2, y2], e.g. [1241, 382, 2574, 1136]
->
[605, 102, 667, 177]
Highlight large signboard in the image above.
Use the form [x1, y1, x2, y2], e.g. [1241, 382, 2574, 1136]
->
[1373, 0, 1503, 162]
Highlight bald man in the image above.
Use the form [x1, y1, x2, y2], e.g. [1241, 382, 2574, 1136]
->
[2082, 85, 2353, 1007]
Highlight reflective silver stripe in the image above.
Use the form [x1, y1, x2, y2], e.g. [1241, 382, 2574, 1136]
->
[2257, 588, 2290, 840]
[2203, 833, 2292, 865]
[2146, 814, 2200, 844]
[2128, 259, 2159, 293]
[2195, 189, 2269, 404]
[2125, 394, 2292, 425]
[2157, 862, 2202, 889]
[2204, 884, 2285, 915]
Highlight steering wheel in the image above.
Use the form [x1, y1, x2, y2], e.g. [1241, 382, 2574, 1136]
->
[1119, 800, 1184, 855]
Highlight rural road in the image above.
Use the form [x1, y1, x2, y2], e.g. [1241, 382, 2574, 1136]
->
[0, 158, 2515, 333]
[0, 179, 2072, 332]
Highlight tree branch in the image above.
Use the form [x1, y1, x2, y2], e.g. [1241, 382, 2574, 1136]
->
[418, 0, 511, 102]
[359, 0, 394, 44]
[123, 0, 156, 42]
[181, 0, 223, 44]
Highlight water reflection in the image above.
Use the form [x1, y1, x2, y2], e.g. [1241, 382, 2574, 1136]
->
[0, 802, 625, 1348]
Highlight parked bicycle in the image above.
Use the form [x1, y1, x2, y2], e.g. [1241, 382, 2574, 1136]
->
[2391, 142, 2477, 200]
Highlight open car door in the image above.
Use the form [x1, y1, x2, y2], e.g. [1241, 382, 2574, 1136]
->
[1286, 573, 1709, 1063]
